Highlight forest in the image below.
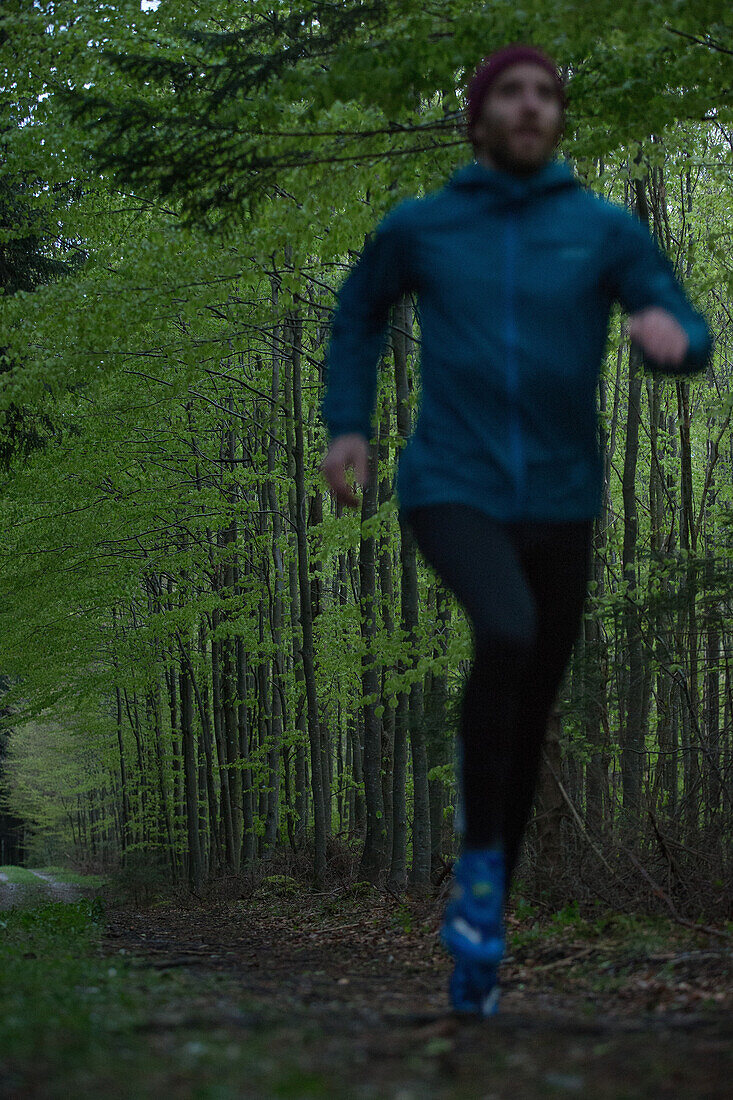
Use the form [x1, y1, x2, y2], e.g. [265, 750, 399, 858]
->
[1, 0, 732, 922]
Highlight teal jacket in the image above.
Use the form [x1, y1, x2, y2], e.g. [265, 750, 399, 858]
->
[321, 160, 712, 521]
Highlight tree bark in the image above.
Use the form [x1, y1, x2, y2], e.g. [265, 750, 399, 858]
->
[179, 654, 203, 891]
[358, 431, 386, 878]
[292, 312, 327, 884]
[620, 177, 649, 819]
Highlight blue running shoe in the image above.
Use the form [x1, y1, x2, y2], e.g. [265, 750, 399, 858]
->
[440, 846, 505, 965]
[449, 958, 500, 1017]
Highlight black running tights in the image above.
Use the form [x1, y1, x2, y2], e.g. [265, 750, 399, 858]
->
[403, 503, 592, 885]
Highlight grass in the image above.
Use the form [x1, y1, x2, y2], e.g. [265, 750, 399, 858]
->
[509, 898, 688, 955]
[0, 895, 335, 1098]
[34, 864, 110, 889]
[507, 900, 730, 1007]
[0, 897, 149, 1094]
[0, 864, 46, 885]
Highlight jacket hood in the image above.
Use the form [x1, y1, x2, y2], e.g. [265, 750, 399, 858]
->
[448, 159, 578, 205]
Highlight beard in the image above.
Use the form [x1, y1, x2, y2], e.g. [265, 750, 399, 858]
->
[478, 123, 560, 177]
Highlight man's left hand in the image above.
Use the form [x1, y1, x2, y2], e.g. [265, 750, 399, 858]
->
[628, 307, 689, 367]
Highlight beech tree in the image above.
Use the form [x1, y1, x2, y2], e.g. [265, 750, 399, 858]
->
[0, 1, 731, 910]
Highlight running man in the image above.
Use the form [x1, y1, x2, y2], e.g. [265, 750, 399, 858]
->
[319, 44, 712, 1016]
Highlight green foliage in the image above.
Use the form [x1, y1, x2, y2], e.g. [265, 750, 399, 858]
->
[260, 873, 300, 896]
[549, 899, 583, 929]
[390, 900, 414, 934]
[0, 0, 731, 894]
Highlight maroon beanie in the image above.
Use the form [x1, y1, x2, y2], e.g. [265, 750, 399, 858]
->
[467, 45, 565, 132]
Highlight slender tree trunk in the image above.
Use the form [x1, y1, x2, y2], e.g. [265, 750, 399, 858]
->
[403, 519, 430, 890]
[308, 481, 331, 835]
[256, 599, 270, 855]
[703, 492, 721, 820]
[389, 297, 421, 889]
[350, 710, 366, 838]
[236, 637, 256, 865]
[292, 312, 327, 884]
[676, 378, 702, 829]
[265, 316, 285, 853]
[585, 371, 611, 834]
[211, 630, 235, 867]
[358, 429, 386, 878]
[284, 338, 309, 848]
[189, 632, 222, 870]
[535, 710, 566, 895]
[620, 178, 649, 820]
[179, 655, 203, 891]
[147, 686, 176, 878]
[114, 685, 131, 865]
[377, 398, 396, 860]
[427, 582, 451, 869]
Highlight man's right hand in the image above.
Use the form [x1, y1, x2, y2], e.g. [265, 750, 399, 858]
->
[319, 433, 369, 508]
[628, 307, 689, 368]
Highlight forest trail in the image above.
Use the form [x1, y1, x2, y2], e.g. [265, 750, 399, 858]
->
[26, 870, 81, 904]
[0, 869, 81, 909]
[100, 884, 733, 1098]
[0, 872, 20, 910]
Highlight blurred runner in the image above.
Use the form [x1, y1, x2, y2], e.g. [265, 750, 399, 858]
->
[320, 44, 711, 1016]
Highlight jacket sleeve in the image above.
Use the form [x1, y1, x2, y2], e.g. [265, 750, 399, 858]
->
[604, 210, 712, 376]
[321, 206, 414, 441]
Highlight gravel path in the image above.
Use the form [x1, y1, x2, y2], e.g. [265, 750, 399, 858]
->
[26, 869, 81, 903]
[0, 871, 20, 911]
[0, 869, 81, 910]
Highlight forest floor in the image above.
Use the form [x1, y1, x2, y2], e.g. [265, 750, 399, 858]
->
[1, 868, 732, 1098]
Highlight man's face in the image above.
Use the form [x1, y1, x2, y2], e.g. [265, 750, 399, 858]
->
[471, 62, 564, 175]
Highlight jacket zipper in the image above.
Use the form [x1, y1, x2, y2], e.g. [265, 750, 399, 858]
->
[505, 216, 525, 510]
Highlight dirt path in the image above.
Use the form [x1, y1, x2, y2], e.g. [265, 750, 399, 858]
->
[26, 869, 81, 903]
[101, 887, 733, 1098]
[0, 869, 81, 910]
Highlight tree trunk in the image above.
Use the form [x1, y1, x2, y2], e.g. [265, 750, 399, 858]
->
[236, 637, 256, 865]
[427, 581, 451, 869]
[676, 379, 701, 828]
[283, 337, 309, 848]
[620, 177, 650, 820]
[389, 297, 429, 889]
[114, 685, 131, 864]
[211, 631, 235, 868]
[265, 316, 285, 854]
[292, 312, 327, 884]
[358, 431, 386, 879]
[179, 655, 203, 891]
[535, 710, 566, 897]
[377, 397, 396, 861]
